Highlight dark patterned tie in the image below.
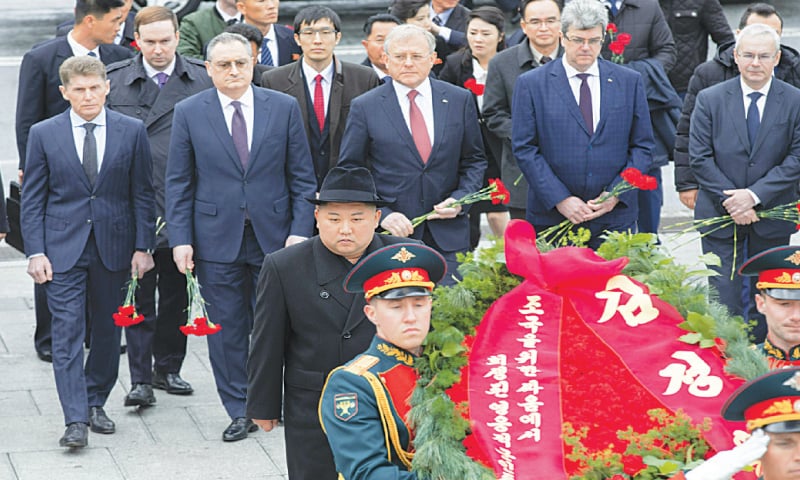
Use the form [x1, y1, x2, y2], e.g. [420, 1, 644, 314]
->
[433, 16, 443, 26]
[747, 92, 763, 149]
[540, 56, 551, 64]
[82, 123, 98, 186]
[156, 72, 169, 89]
[576, 73, 593, 135]
[260, 37, 274, 66]
[231, 101, 249, 170]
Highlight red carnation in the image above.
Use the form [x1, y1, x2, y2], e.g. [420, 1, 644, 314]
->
[489, 178, 511, 205]
[463, 78, 485, 96]
[130, 40, 140, 52]
[180, 316, 222, 336]
[118, 305, 135, 316]
[609, 40, 626, 56]
[609, 475, 627, 480]
[622, 454, 647, 476]
[617, 32, 632, 46]
[606, 23, 617, 34]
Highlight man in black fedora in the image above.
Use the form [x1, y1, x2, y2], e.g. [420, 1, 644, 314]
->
[246, 166, 416, 479]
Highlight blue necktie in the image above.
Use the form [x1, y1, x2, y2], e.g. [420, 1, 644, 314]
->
[87, 51, 97, 58]
[608, 0, 618, 16]
[433, 16, 443, 26]
[747, 92, 763, 149]
[260, 37, 274, 66]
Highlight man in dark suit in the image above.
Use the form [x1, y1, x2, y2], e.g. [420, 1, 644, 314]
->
[57, 0, 137, 52]
[237, 0, 301, 67]
[223, 23, 272, 86]
[261, 6, 380, 188]
[512, 0, 654, 249]
[338, 24, 486, 284]
[16, 0, 133, 364]
[248, 166, 411, 480]
[429, 0, 470, 75]
[360, 13, 401, 82]
[483, 0, 563, 220]
[689, 23, 800, 342]
[166, 32, 317, 442]
[22, 56, 155, 448]
[106, 6, 213, 407]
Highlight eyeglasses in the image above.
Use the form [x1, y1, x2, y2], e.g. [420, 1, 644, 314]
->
[525, 18, 560, 28]
[564, 36, 604, 47]
[298, 28, 338, 39]
[212, 58, 251, 70]
[738, 52, 776, 63]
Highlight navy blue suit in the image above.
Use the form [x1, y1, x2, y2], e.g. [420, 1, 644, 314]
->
[338, 79, 487, 279]
[690, 77, 800, 338]
[21, 109, 155, 425]
[512, 58, 654, 244]
[166, 86, 316, 419]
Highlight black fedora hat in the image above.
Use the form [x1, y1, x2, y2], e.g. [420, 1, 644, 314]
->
[307, 166, 390, 206]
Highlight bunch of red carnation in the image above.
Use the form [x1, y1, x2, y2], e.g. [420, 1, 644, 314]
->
[113, 274, 145, 327]
[606, 23, 632, 64]
[180, 270, 221, 336]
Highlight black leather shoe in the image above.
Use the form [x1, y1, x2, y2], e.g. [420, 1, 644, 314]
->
[36, 349, 52, 363]
[124, 384, 156, 407]
[222, 418, 258, 442]
[152, 370, 194, 395]
[59, 422, 88, 448]
[88, 406, 115, 434]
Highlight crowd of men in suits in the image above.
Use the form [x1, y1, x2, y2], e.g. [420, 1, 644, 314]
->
[4, 0, 800, 477]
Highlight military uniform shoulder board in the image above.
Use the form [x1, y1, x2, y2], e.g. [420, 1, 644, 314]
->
[344, 355, 379, 376]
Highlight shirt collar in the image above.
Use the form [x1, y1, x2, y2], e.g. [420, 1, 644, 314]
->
[740, 76, 773, 98]
[562, 55, 600, 79]
[70, 107, 106, 128]
[143, 57, 176, 79]
[217, 85, 254, 110]
[393, 77, 432, 100]
[429, 3, 454, 24]
[67, 30, 99, 57]
[302, 57, 335, 85]
[215, 2, 241, 23]
[529, 42, 558, 64]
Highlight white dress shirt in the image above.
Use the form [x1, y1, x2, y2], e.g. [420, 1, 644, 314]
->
[393, 78, 435, 145]
[70, 108, 107, 171]
[563, 56, 601, 133]
[740, 76, 773, 205]
[143, 58, 176, 87]
[472, 58, 487, 111]
[67, 30, 100, 59]
[302, 59, 335, 119]
[217, 87, 255, 150]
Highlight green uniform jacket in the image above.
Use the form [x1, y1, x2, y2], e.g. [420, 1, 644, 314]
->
[177, 7, 226, 59]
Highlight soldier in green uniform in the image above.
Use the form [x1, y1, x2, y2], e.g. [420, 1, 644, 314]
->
[740, 246, 800, 369]
[318, 243, 446, 480]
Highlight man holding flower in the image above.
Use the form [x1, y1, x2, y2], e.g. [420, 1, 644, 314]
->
[689, 23, 800, 341]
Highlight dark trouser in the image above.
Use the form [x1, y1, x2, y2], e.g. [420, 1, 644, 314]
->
[34, 282, 52, 352]
[126, 247, 188, 384]
[284, 385, 338, 480]
[509, 207, 526, 220]
[636, 166, 663, 235]
[421, 228, 463, 287]
[196, 224, 263, 419]
[702, 230, 787, 343]
[47, 233, 126, 424]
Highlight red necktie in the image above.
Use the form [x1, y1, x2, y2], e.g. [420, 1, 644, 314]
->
[407, 90, 431, 163]
[314, 74, 325, 132]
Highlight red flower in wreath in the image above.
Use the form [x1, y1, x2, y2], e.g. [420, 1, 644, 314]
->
[609, 475, 627, 480]
[622, 454, 647, 476]
[463, 77, 485, 96]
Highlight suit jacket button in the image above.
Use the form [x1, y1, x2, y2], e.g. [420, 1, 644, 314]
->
[343, 332, 352, 339]
[749, 162, 755, 167]
[320, 290, 330, 299]
[86, 219, 92, 224]
[90, 195, 96, 200]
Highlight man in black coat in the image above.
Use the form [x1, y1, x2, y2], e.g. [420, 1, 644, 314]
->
[106, 6, 213, 407]
[247, 166, 412, 480]
[674, 3, 800, 211]
[57, 0, 137, 53]
[658, 0, 734, 95]
[260, 6, 380, 188]
[15, 0, 133, 363]
[360, 13, 401, 82]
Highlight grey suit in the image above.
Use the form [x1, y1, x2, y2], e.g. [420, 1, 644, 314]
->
[483, 42, 561, 211]
[690, 77, 800, 337]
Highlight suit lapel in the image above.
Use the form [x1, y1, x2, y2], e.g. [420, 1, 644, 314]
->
[551, 62, 591, 136]
[249, 88, 270, 172]
[97, 109, 121, 187]
[329, 58, 344, 144]
[287, 61, 309, 127]
[205, 91, 245, 174]
[595, 61, 614, 136]
[54, 111, 91, 191]
[725, 81, 751, 155]
[429, 80, 448, 164]
[380, 83, 422, 164]
[752, 81, 783, 156]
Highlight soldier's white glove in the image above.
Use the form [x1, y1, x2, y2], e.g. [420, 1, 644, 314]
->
[685, 429, 770, 480]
